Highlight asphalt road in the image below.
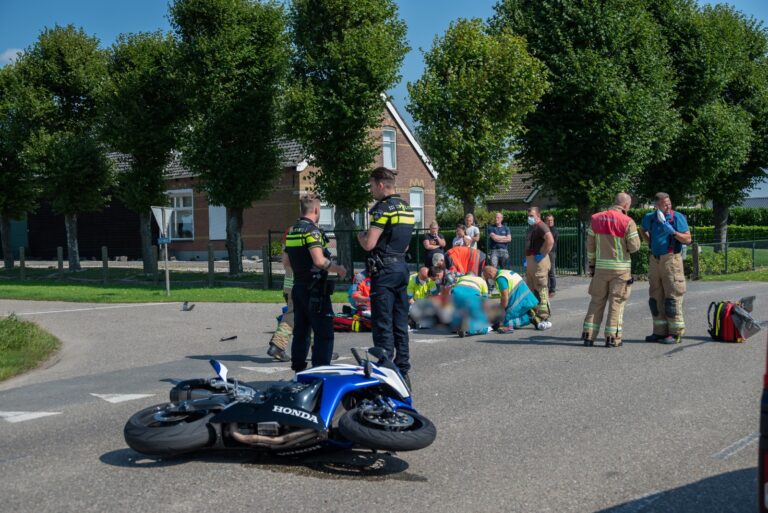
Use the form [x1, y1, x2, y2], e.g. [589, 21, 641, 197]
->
[0, 277, 766, 513]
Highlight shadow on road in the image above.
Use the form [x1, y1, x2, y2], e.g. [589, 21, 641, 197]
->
[186, 354, 272, 363]
[596, 467, 756, 513]
[477, 335, 584, 348]
[100, 447, 426, 482]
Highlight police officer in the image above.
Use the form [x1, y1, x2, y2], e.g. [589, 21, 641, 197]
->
[639, 192, 692, 344]
[357, 167, 414, 383]
[581, 193, 641, 347]
[285, 193, 347, 372]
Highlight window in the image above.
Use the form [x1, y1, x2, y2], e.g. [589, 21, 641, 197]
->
[318, 203, 367, 230]
[167, 189, 194, 240]
[382, 127, 397, 169]
[409, 187, 424, 229]
[208, 205, 226, 241]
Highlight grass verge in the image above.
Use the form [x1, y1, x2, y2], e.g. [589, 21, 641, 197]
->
[0, 314, 61, 381]
[0, 280, 349, 304]
[699, 269, 768, 282]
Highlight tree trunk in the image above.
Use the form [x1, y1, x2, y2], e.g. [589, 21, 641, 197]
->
[64, 213, 81, 271]
[225, 207, 244, 276]
[577, 203, 594, 276]
[462, 198, 474, 217]
[0, 215, 13, 270]
[712, 200, 729, 254]
[334, 207, 355, 281]
[139, 211, 153, 274]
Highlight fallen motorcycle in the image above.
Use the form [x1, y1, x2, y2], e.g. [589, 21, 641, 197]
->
[124, 347, 436, 456]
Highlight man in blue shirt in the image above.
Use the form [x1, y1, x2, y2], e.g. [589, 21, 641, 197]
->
[487, 212, 511, 269]
[639, 192, 692, 344]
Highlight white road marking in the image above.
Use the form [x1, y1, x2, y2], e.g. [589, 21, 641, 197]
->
[11, 303, 172, 316]
[240, 366, 291, 374]
[607, 491, 662, 513]
[712, 432, 759, 460]
[0, 411, 62, 423]
[413, 338, 449, 344]
[90, 393, 155, 404]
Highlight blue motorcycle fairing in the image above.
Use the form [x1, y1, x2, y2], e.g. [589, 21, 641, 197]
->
[296, 373, 381, 428]
[210, 401, 326, 433]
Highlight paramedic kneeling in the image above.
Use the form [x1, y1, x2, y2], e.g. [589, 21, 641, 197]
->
[639, 192, 691, 344]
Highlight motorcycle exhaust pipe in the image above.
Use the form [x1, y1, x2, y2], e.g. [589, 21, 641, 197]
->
[230, 427, 317, 447]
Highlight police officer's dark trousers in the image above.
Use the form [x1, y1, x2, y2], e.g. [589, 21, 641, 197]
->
[291, 281, 334, 372]
[371, 262, 410, 374]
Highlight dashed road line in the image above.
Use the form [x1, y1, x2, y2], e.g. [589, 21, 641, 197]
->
[240, 366, 291, 374]
[11, 303, 173, 316]
[0, 411, 62, 423]
[90, 393, 156, 404]
[712, 432, 759, 461]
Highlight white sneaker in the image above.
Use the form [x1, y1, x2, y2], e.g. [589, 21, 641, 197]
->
[537, 321, 552, 330]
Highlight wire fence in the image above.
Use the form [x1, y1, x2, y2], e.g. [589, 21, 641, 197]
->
[689, 239, 768, 277]
[266, 222, 588, 289]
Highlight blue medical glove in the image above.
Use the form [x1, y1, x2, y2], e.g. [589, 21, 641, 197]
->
[534, 253, 545, 263]
[660, 220, 676, 236]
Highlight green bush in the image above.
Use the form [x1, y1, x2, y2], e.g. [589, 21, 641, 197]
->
[690, 225, 768, 243]
[631, 243, 650, 275]
[269, 240, 283, 258]
[687, 247, 753, 275]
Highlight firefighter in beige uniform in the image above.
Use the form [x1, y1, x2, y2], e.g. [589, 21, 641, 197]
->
[582, 193, 640, 347]
[639, 192, 692, 344]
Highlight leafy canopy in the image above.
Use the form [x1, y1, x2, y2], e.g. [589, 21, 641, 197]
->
[407, 18, 549, 212]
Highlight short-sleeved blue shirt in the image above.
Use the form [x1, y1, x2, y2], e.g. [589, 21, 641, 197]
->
[487, 225, 510, 250]
[641, 210, 689, 256]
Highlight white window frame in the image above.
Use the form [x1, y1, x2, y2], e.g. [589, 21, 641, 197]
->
[319, 202, 368, 231]
[166, 189, 195, 241]
[409, 187, 424, 230]
[382, 127, 397, 169]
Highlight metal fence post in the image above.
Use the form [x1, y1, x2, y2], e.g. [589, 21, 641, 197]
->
[57, 246, 64, 274]
[692, 242, 699, 280]
[262, 244, 271, 289]
[152, 245, 159, 286]
[208, 243, 215, 288]
[724, 232, 729, 274]
[19, 246, 25, 281]
[753, 241, 756, 272]
[101, 246, 108, 284]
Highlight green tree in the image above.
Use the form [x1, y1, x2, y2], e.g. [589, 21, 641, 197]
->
[171, 0, 289, 275]
[286, 0, 409, 271]
[641, 3, 768, 248]
[491, 0, 679, 222]
[0, 61, 49, 270]
[102, 31, 184, 273]
[407, 18, 548, 215]
[20, 25, 113, 270]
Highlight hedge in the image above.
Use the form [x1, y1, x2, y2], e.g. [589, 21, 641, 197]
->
[689, 225, 768, 243]
[438, 207, 768, 228]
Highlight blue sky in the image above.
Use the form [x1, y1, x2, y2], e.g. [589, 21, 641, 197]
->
[2, 0, 767, 193]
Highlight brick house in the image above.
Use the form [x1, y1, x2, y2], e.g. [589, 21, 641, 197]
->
[164, 99, 437, 260]
[485, 171, 559, 212]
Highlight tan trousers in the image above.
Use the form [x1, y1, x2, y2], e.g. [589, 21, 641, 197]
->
[648, 253, 686, 336]
[268, 288, 294, 351]
[582, 269, 631, 341]
[526, 255, 550, 321]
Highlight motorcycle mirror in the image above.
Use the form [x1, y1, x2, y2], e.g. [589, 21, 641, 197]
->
[367, 347, 387, 361]
[209, 359, 229, 383]
[350, 347, 364, 365]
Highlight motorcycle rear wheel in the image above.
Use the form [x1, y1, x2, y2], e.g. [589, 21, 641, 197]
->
[124, 403, 214, 456]
[338, 408, 436, 452]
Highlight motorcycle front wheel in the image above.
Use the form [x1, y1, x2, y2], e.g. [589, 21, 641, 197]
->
[338, 407, 436, 452]
[124, 403, 214, 456]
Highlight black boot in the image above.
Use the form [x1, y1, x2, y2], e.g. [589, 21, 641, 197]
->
[582, 332, 594, 347]
[267, 343, 290, 362]
[606, 336, 621, 348]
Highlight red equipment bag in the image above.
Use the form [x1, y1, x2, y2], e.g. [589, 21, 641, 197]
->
[707, 301, 744, 343]
[333, 314, 372, 332]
